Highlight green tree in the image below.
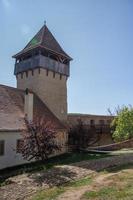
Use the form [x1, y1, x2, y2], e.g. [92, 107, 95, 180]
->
[112, 106, 133, 142]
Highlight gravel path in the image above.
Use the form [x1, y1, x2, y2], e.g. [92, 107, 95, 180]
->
[0, 154, 133, 200]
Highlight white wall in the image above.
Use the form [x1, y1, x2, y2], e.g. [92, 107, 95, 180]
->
[0, 131, 68, 170]
[0, 131, 29, 170]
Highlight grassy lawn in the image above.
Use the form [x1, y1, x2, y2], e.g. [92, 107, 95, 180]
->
[83, 185, 133, 200]
[31, 187, 65, 200]
[0, 152, 109, 186]
[32, 177, 92, 200]
[83, 186, 133, 200]
[82, 164, 133, 200]
[31, 164, 133, 200]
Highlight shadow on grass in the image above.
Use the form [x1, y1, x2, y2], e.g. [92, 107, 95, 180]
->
[104, 163, 133, 173]
[30, 167, 77, 187]
[70, 153, 133, 173]
[0, 152, 106, 186]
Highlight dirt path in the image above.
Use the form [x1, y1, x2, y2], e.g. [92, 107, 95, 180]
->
[57, 172, 118, 200]
[0, 154, 133, 200]
[57, 170, 131, 200]
[57, 186, 91, 200]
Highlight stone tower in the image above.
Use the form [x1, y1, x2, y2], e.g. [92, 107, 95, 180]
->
[13, 24, 72, 123]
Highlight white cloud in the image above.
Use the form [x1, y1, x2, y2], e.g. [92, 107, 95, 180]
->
[2, 0, 11, 9]
[21, 24, 31, 36]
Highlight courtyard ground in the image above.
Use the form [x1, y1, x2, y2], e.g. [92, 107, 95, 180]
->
[55, 163, 133, 200]
[0, 151, 133, 200]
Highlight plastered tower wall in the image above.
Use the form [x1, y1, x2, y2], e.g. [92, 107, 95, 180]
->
[17, 68, 68, 122]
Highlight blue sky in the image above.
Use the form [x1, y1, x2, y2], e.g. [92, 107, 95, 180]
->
[0, 0, 133, 115]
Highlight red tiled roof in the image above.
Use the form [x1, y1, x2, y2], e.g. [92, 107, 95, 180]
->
[0, 85, 65, 131]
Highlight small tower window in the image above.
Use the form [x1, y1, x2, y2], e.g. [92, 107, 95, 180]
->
[21, 73, 23, 79]
[38, 68, 41, 74]
[0, 140, 5, 156]
[53, 72, 55, 78]
[26, 71, 28, 78]
[99, 120, 104, 125]
[107, 120, 111, 124]
[46, 69, 49, 76]
[16, 139, 24, 153]
[31, 70, 34, 76]
[90, 119, 95, 126]
[60, 74, 62, 80]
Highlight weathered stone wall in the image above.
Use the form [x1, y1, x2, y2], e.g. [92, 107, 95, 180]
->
[91, 133, 114, 146]
[55, 130, 68, 154]
[68, 114, 114, 126]
[17, 68, 68, 123]
[68, 114, 114, 146]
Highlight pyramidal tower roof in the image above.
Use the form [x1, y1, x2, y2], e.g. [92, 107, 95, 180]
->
[13, 24, 72, 60]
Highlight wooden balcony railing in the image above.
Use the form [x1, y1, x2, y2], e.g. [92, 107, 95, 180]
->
[14, 55, 70, 76]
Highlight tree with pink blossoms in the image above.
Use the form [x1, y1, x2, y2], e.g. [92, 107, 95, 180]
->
[18, 118, 61, 162]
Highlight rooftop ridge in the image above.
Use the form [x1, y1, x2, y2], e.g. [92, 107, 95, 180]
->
[68, 113, 114, 117]
[0, 84, 25, 93]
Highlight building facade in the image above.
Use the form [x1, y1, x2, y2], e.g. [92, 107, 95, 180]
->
[68, 114, 114, 146]
[0, 24, 72, 170]
[0, 24, 114, 170]
[13, 25, 72, 123]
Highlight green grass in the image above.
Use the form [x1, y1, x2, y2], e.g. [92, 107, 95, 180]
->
[66, 177, 92, 187]
[83, 187, 117, 199]
[83, 185, 133, 200]
[32, 177, 92, 200]
[32, 187, 65, 200]
[83, 164, 133, 200]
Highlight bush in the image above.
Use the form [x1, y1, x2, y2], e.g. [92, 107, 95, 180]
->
[112, 106, 133, 142]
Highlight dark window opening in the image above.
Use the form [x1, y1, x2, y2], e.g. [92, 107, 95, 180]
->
[63, 60, 69, 65]
[0, 140, 4, 156]
[26, 71, 28, 78]
[99, 120, 105, 125]
[90, 119, 95, 126]
[16, 139, 24, 153]
[53, 72, 55, 78]
[22, 54, 32, 61]
[46, 69, 49, 76]
[31, 70, 34, 76]
[38, 68, 41, 74]
[21, 73, 23, 79]
[107, 120, 111, 124]
[40, 50, 49, 57]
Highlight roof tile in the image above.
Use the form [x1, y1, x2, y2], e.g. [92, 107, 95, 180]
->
[0, 85, 65, 131]
[13, 25, 72, 60]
